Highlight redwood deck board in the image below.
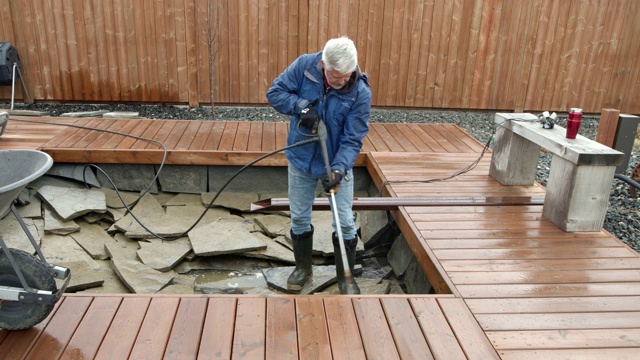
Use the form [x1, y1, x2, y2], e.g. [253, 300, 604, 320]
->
[2, 116, 640, 357]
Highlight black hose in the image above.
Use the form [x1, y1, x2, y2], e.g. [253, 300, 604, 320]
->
[5, 116, 319, 240]
[614, 173, 640, 191]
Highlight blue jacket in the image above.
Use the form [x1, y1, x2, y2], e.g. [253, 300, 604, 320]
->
[266, 52, 372, 178]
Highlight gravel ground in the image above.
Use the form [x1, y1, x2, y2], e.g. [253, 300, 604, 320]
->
[3, 102, 639, 252]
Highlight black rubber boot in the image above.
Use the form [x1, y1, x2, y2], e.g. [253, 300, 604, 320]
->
[332, 233, 361, 294]
[287, 225, 314, 291]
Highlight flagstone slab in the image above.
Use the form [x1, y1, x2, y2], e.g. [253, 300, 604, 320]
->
[40, 234, 100, 270]
[201, 192, 259, 212]
[238, 234, 295, 264]
[173, 255, 272, 274]
[110, 257, 174, 294]
[311, 211, 365, 256]
[38, 185, 106, 221]
[318, 278, 390, 295]
[16, 191, 42, 218]
[60, 110, 109, 117]
[97, 187, 140, 209]
[70, 221, 111, 260]
[114, 194, 228, 239]
[60, 261, 105, 292]
[188, 216, 267, 256]
[137, 237, 192, 272]
[262, 265, 337, 294]
[251, 213, 289, 238]
[44, 206, 80, 235]
[0, 215, 42, 253]
[47, 163, 101, 188]
[75, 259, 131, 294]
[104, 234, 140, 262]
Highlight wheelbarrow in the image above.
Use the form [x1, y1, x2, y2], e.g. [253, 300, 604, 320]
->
[0, 149, 70, 330]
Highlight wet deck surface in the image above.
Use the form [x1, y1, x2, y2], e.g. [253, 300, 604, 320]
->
[1, 116, 639, 358]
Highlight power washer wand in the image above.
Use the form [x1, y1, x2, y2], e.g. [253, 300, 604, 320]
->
[316, 120, 360, 295]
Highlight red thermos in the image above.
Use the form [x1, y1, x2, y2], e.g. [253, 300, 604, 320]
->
[566, 108, 582, 139]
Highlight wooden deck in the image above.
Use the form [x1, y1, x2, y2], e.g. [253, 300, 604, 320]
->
[1, 116, 640, 359]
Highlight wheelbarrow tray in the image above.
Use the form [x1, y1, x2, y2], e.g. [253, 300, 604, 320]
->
[0, 149, 70, 330]
[0, 149, 53, 218]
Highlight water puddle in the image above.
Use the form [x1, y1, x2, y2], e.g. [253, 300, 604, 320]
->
[194, 269, 267, 294]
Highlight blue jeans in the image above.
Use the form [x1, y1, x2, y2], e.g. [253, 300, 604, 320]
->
[288, 163, 357, 239]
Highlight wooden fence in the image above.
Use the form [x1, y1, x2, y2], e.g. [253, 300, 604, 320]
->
[1, 0, 639, 114]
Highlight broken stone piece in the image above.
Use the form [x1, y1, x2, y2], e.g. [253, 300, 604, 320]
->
[137, 237, 192, 272]
[60, 261, 105, 292]
[239, 234, 295, 264]
[201, 192, 259, 212]
[70, 221, 111, 260]
[188, 216, 267, 256]
[0, 215, 42, 253]
[261, 265, 337, 294]
[44, 206, 80, 235]
[38, 185, 106, 221]
[110, 257, 174, 294]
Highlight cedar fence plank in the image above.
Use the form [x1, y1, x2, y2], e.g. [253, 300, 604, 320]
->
[198, 297, 237, 360]
[595, 108, 621, 147]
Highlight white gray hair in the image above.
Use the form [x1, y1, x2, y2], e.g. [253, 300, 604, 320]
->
[322, 37, 358, 74]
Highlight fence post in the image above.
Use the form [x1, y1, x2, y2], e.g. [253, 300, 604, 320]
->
[595, 108, 640, 174]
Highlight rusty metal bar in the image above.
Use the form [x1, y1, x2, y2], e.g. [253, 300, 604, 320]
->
[250, 196, 545, 212]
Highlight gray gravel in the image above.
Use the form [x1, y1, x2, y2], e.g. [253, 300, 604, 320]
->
[4, 102, 639, 252]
